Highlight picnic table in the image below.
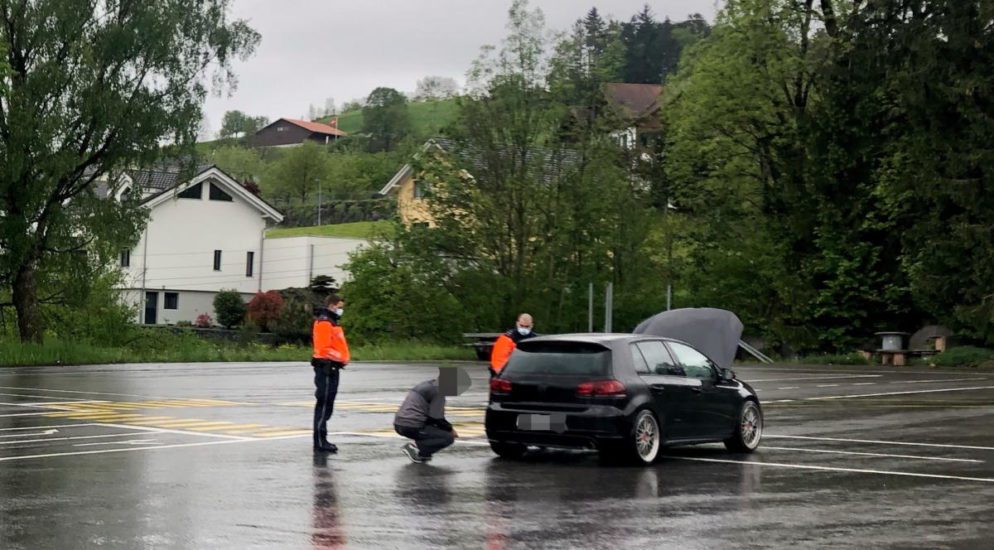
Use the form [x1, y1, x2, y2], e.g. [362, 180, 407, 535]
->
[462, 332, 501, 361]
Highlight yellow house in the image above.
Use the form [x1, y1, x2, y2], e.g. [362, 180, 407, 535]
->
[376, 139, 464, 228]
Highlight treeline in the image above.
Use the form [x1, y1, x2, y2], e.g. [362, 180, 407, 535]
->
[341, 2, 709, 345]
[341, 0, 994, 353]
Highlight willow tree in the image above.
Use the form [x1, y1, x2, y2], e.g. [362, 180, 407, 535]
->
[0, 0, 259, 341]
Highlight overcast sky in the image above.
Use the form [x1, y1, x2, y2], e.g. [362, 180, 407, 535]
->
[201, 0, 718, 137]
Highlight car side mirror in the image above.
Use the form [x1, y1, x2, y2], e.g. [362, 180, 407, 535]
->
[719, 368, 735, 381]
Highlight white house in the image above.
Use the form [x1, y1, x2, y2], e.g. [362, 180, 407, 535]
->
[113, 164, 367, 325]
[117, 166, 282, 324]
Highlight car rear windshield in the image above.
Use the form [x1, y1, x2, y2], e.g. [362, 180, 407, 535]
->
[504, 342, 610, 376]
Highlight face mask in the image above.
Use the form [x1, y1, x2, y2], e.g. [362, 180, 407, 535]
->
[333, 308, 344, 317]
[517, 326, 531, 335]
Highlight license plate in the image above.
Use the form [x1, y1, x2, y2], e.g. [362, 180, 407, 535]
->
[516, 413, 567, 432]
[516, 414, 551, 431]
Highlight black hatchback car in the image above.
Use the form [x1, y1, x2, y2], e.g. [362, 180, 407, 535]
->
[485, 334, 763, 464]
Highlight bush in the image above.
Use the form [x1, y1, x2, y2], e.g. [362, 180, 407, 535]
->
[213, 289, 246, 329]
[247, 291, 284, 331]
[194, 313, 213, 328]
[271, 288, 316, 342]
[797, 352, 870, 365]
[930, 346, 994, 368]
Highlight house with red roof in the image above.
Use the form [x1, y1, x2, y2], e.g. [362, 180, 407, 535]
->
[249, 117, 348, 148]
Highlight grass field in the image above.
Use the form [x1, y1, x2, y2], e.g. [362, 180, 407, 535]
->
[323, 98, 458, 137]
[265, 220, 392, 240]
[0, 337, 474, 367]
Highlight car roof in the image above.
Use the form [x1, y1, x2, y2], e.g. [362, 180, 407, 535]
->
[521, 333, 705, 353]
[524, 333, 671, 345]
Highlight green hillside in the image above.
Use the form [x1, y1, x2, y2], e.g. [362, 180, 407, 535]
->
[322, 98, 458, 137]
[266, 220, 393, 240]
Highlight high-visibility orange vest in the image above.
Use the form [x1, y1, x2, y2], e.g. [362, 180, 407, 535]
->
[489, 333, 516, 373]
[312, 317, 350, 364]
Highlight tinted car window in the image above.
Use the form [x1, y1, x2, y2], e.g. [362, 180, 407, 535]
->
[667, 342, 714, 380]
[630, 345, 651, 374]
[505, 342, 610, 376]
[636, 341, 684, 376]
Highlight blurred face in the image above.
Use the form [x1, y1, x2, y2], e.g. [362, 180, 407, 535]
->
[516, 314, 533, 332]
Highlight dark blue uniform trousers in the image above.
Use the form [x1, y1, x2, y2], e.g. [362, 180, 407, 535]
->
[313, 365, 341, 446]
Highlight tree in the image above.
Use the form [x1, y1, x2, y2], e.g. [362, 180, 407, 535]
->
[211, 146, 265, 183]
[323, 97, 337, 117]
[0, 0, 259, 342]
[219, 110, 269, 139]
[619, 5, 706, 83]
[414, 76, 459, 100]
[214, 290, 247, 329]
[343, 0, 658, 340]
[263, 142, 332, 205]
[361, 87, 412, 152]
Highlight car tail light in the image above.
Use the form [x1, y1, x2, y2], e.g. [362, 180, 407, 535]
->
[576, 379, 626, 397]
[490, 378, 513, 394]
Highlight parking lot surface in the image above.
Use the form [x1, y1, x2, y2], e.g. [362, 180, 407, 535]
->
[2, 361, 993, 549]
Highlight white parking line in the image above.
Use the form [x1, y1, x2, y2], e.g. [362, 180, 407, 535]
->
[901, 378, 987, 384]
[777, 386, 799, 390]
[0, 392, 96, 402]
[853, 382, 876, 386]
[0, 423, 105, 431]
[668, 456, 994, 483]
[761, 446, 983, 463]
[808, 385, 994, 401]
[817, 384, 840, 388]
[747, 374, 883, 383]
[0, 433, 155, 446]
[765, 435, 994, 451]
[0, 434, 305, 463]
[0, 385, 159, 399]
[96, 423, 252, 441]
[0, 411, 59, 418]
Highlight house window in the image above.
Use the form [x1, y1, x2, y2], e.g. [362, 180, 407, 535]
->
[246, 251, 254, 277]
[277, 126, 286, 132]
[213, 250, 222, 271]
[178, 182, 203, 199]
[209, 183, 233, 202]
[119, 249, 130, 268]
[164, 292, 179, 310]
[414, 181, 430, 199]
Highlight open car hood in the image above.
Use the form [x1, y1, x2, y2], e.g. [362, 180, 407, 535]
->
[633, 308, 743, 369]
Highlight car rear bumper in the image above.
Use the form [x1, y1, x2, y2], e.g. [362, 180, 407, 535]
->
[485, 403, 631, 450]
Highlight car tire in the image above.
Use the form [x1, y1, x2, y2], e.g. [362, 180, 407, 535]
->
[724, 400, 763, 453]
[490, 440, 527, 460]
[602, 409, 661, 465]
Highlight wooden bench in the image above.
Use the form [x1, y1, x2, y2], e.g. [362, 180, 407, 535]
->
[462, 332, 501, 361]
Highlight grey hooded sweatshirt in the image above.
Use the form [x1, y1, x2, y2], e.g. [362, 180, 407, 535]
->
[394, 380, 452, 431]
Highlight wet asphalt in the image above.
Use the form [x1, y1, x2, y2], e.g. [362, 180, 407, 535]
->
[1, 361, 993, 549]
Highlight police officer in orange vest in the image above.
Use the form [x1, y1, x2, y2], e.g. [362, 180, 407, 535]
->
[489, 313, 536, 377]
[312, 294, 350, 453]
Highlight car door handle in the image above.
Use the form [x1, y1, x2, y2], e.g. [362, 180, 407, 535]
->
[650, 384, 665, 391]
[690, 386, 703, 393]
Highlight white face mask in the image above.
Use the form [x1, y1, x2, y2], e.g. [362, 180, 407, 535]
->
[517, 326, 531, 335]
[333, 308, 344, 317]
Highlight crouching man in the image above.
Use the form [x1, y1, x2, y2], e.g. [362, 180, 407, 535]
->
[394, 379, 459, 463]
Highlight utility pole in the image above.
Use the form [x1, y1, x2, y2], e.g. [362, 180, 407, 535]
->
[316, 177, 323, 226]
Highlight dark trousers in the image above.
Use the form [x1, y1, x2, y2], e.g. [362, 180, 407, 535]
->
[395, 424, 454, 458]
[313, 365, 341, 446]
